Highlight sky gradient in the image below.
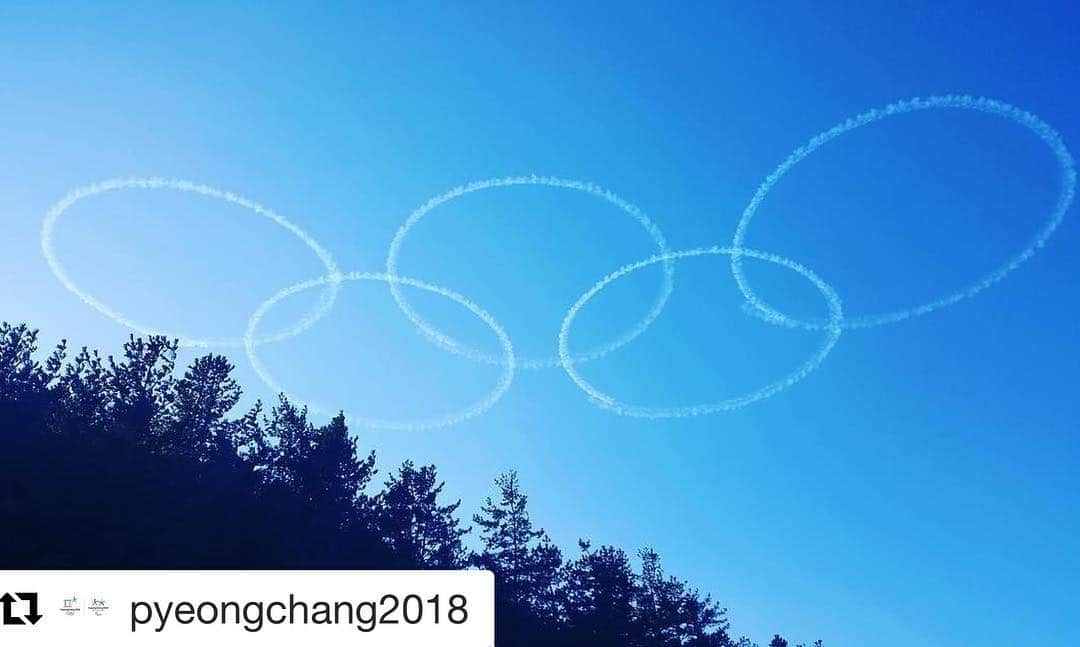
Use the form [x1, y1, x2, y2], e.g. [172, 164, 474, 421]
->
[1, 3, 1078, 645]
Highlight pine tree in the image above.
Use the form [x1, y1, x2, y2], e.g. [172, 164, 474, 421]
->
[0, 325, 51, 402]
[1, 320, 816, 644]
[526, 534, 565, 624]
[296, 412, 375, 527]
[564, 541, 638, 644]
[638, 548, 733, 646]
[0, 324, 63, 426]
[374, 461, 469, 568]
[107, 335, 178, 440]
[473, 471, 564, 611]
[231, 400, 269, 467]
[54, 345, 110, 435]
[167, 354, 242, 462]
[262, 396, 314, 487]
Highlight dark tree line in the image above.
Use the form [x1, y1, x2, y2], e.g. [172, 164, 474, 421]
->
[0, 322, 820, 647]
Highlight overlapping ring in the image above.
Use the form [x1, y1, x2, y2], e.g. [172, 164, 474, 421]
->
[386, 175, 676, 369]
[731, 95, 1077, 330]
[40, 94, 1075, 428]
[41, 177, 342, 349]
[243, 272, 516, 432]
[558, 246, 843, 418]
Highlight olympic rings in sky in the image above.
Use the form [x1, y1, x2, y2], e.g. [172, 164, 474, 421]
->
[40, 95, 1074, 428]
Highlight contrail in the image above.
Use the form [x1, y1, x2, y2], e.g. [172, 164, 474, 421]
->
[386, 174, 675, 369]
[730, 94, 1077, 330]
[41, 177, 341, 348]
[38, 95, 1074, 426]
[558, 246, 843, 418]
[244, 271, 516, 432]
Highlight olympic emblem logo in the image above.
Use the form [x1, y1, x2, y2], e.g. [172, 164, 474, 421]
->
[40, 95, 1077, 429]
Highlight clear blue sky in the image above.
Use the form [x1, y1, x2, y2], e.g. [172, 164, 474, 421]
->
[1, 2, 1077, 645]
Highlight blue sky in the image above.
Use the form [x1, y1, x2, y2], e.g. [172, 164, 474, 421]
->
[1, 2, 1078, 644]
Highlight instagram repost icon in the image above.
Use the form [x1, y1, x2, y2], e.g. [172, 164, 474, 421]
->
[1, 592, 42, 627]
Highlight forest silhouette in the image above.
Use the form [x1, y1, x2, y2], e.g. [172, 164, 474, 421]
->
[0, 322, 820, 647]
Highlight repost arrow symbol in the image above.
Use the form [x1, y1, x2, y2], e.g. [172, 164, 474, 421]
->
[17, 593, 41, 625]
[0, 593, 25, 626]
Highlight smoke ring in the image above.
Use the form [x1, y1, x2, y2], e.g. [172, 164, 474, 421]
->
[558, 247, 843, 418]
[386, 175, 675, 369]
[41, 177, 342, 348]
[731, 94, 1077, 330]
[244, 271, 516, 432]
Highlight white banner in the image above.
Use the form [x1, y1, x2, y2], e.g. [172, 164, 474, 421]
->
[0, 570, 494, 646]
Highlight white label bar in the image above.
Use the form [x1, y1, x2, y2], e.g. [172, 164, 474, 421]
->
[0, 570, 494, 646]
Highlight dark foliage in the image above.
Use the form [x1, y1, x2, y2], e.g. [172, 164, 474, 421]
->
[0, 322, 820, 646]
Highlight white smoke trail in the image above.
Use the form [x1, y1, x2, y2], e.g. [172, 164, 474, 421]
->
[558, 246, 843, 418]
[386, 175, 675, 369]
[730, 95, 1077, 330]
[244, 271, 516, 432]
[41, 177, 342, 348]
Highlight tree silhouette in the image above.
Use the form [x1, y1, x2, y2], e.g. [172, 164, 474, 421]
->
[473, 471, 564, 609]
[0, 321, 822, 646]
[54, 345, 109, 435]
[472, 470, 566, 644]
[637, 548, 734, 646]
[373, 461, 469, 568]
[565, 541, 639, 644]
[166, 354, 242, 462]
[107, 335, 178, 440]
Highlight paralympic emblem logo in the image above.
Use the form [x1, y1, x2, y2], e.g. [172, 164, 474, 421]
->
[88, 597, 110, 617]
[39, 95, 1076, 428]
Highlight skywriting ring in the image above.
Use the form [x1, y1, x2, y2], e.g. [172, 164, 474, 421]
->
[558, 246, 843, 418]
[244, 272, 516, 432]
[730, 95, 1077, 330]
[41, 177, 342, 349]
[386, 175, 676, 369]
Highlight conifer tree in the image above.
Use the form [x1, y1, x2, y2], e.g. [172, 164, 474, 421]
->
[473, 471, 564, 612]
[284, 411, 375, 528]
[564, 542, 638, 643]
[55, 345, 110, 435]
[638, 548, 733, 646]
[0, 321, 813, 645]
[0, 324, 63, 425]
[262, 396, 314, 487]
[168, 354, 242, 462]
[374, 461, 469, 568]
[107, 335, 178, 440]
